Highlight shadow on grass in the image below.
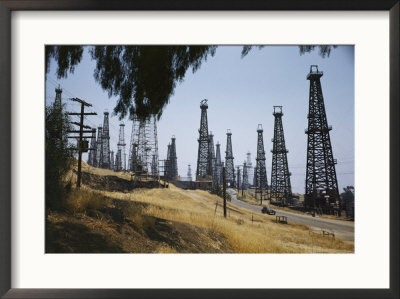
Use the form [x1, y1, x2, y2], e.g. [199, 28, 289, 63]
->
[46, 220, 124, 253]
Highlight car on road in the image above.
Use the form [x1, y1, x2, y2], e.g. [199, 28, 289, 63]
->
[261, 206, 276, 215]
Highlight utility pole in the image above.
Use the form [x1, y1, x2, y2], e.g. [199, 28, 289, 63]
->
[67, 98, 97, 188]
[223, 167, 227, 218]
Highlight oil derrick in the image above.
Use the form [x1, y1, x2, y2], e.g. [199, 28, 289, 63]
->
[151, 155, 158, 177]
[196, 99, 211, 179]
[270, 106, 292, 206]
[128, 117, 139, 172]
[305, 65, 339, 214]
[242, 161, 249, 190]
[95, 126, 103, 168]
[236, 166, 241, 190]
[110, 150, 115, 171]
[87, 129, 97, 166]
[169, 135, 178, 179]
[135, 115, 159, 179]
[215, 142, 223, 186]
[208, 132, 217, 185]
[255, 124, 268, 201]
[164, 143, 171, 178]
[246, 152, 253, 187]
[117, 123, 126, 171]
[101, 111, 111, 169]
[225, 129, 235, 187]
[54, 85, 62, 109]
[187, 164, 192, 181]
[52, 86, 63, 142]
[116, 149, 122, 172]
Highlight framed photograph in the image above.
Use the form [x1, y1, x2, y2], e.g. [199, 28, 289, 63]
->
[1, 1, 398, 298]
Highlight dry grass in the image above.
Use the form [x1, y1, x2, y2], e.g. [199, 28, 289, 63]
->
[65, 187, 110, 214]
[92, 184, 353, 253]
[57, 163, 353, 253]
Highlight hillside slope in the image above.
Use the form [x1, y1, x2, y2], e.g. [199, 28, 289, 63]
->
[46, 163, 354, 253]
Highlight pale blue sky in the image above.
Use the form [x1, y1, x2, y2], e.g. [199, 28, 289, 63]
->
[45, 45, 354, 193]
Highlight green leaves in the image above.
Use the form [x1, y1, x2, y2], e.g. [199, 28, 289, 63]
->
[90, 46, 217, 120]
[46, 46, 84, 79]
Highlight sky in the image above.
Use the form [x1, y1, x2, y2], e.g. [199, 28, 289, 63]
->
[45, 45, 354, 194]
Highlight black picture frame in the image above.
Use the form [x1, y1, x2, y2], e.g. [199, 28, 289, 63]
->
[0, 1, 398, 298]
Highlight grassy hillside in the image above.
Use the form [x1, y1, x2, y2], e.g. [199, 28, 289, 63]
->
[46, 163, 354, 253]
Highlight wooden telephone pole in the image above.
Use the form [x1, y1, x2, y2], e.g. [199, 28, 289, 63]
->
[67, 98, 97, 188]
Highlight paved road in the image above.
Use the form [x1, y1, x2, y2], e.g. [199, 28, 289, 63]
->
[227, 190, 354, 241]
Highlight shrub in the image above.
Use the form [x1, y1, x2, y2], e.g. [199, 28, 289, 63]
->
[65, 189, 107, 214]
[45, 103, 73, 211]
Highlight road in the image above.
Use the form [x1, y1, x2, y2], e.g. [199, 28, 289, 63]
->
[227, 190, 354, 241]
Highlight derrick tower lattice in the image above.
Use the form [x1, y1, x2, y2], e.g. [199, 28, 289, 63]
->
[187, 164, 192, 181]
[54, 85, 62, 109]
[242, 161, 249, 190]
[305, 65, 339, 213]
[110, 150, 115, 171]
[209, 132, 217, 185]
[225, 130, 235, 187]
[270, 106, 292, 205]
[236, 166, 241, 190]
[128, 116, 139, 172]
[88, 129, 97, 166]
[196, 99, 211, 179]
[136, 115, 160, 179]
[95, 126, 103, 168]
[246, 152, 253, 187]
[255, 124, 268, 200]
[101, 112, 111, 169]
[169, 136, 178, 179]
[116, 123, 126, 171]
[215, 142, 223, 186]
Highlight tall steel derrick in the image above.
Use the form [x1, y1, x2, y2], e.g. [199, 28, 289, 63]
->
[54, 85, 62, 109]
[164, 143, 171, 178]
[88, 129, 97, 166]
[246, 152, 253, 187]
[225, 129, 235, 187]
[196, 99, 211, 179]
[168, 135, 178, 179]
[305, 65, 339, 213]
[116, 123, 126, 171]
[255, 124, 268, 200]
[270, 106, 292, 205]
[95, 126, 103, 168]
[128, 117, 139, 172]
[242, 161, 249, 190]
[236, 166, 241, 190]
[187, 164, 192, 181]
[101, 111, 111, 169]
[215, 142, 223, 186]
[151, 155, 158, 177]
[129, 115, 159, 178]
[208, 132, 217, 185]
[110, 150, 115, 171]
